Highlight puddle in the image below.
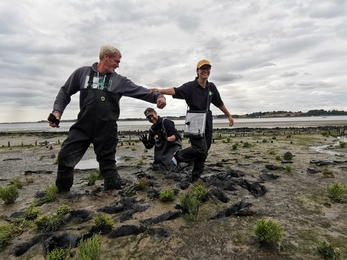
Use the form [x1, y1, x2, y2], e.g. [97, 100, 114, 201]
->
[310, 136, 347, 156]
[75, 157, 122, 170]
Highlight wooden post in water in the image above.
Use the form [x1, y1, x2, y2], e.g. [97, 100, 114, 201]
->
[8, 141, 10, 147]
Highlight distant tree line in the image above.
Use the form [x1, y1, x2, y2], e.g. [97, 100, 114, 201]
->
[228, 109, 347, 118]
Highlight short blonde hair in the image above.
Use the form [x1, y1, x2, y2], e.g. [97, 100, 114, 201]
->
[99, 45, 122, 60]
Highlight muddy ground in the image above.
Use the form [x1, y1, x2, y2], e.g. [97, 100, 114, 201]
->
[0, 127, 347, 260]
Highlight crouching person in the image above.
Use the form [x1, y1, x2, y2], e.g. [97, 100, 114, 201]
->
[140, 108, 182, 171]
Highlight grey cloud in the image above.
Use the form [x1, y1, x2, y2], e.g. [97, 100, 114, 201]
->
[214, 73, 243, 83]
[280, 71, 298, 77]
[147, 79, 177, 88]
[308, 2, 347, 19]
[296, 80, 335, 89]
[255, 62, 277, 69]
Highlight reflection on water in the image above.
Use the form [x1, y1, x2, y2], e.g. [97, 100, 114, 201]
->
[310, 136, 347, 156]
[75, 157, 121, 170]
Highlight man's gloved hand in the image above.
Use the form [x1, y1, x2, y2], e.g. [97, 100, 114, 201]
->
[139, 134, 148, 146]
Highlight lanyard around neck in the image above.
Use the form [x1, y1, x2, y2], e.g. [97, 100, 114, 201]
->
[87, 68, 111, 90]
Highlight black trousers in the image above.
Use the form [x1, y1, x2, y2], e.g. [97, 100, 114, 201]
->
[175, 129, 212, 177]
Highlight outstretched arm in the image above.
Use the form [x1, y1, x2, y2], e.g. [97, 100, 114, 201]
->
[219, 105, 234, 127]
[151, 88, 176, 96]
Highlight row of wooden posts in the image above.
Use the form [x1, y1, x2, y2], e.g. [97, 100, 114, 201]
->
[3, 126, 345, 147]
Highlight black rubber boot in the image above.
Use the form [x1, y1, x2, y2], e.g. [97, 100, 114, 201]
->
[55, 175, 73, 193]
[104, 176, 122, 191]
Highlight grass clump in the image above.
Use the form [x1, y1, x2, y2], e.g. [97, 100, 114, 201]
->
[93, 214, 114, 234]
[275, 155, 282, 161]
[283, 151, 293, 161]
[24, 205, 40, 220]
[321, 131, 329, 137]
[0, 185, 19, 204]
[317, 241, 341, 260]
[33, 183, 58, 206]
[9, 177, 23, 189]
[137, 160, 145, 165]
[242, 142, 252, 148]
[35, 204, 71, 232]
[268, 149, 277, 155]
[224, 165, 232, 170]
[25, 177, 34, 184]
[254, 217, 284, 244]
[135, 178, 150, 191]
[76, 234, 102, 260]
[232, 143, 238, 150]
[285, 165, 292, 172]
[180, 194, 200, 222]
[192, 182, 209, 202]
[46, 247, 71, 260]
[87, 171, 99, 186]
[327, 181, 347, 203]
[0, 224, 19, 251]
[339, 141, 347, 148]
[159, 190, 175, 202]
[322, 168, 335, 178]
[179, 182, 209, 222]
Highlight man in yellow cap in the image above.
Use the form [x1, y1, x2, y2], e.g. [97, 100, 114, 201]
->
[151, 59, 234, 182]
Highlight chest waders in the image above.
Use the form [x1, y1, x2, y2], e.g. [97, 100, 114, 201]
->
[56, 68, 122, 192]
[151, 118, 182, 171]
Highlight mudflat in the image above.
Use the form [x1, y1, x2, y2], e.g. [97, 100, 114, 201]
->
[0, 125, 347, 259]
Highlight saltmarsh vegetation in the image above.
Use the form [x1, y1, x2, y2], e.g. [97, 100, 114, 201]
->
[0, 185, 19, 204]
[135, 177, 150, 191]
[179, 181, 209, 222]
[159, 189, 175, 202]
[283, 151, 293, 161]
[0, 224, 20, 252]
[9, 177, 23, 189]
[87, 171, 99, 186]
[317, 241, 341, 260]
[93, 214, 114, 234]
[254, 217, 284, 245]
[285, 164, 292, 172]
[76, 234, 102, 260]
[46, 247, 71, 260]
[35, 204, 71, 232]
[33, 183, 58, 206]
[327, 181, 347, 203]
[322, 168, 335, 178]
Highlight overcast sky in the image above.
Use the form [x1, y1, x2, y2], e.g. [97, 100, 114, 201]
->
[1, 0, 346, 123]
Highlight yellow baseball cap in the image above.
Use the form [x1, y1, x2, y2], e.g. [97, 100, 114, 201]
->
[197, 59, 211, 68]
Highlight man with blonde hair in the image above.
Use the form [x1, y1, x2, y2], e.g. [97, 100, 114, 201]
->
[48, 45, 166, 192]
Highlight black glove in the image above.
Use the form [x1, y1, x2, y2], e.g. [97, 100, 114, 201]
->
[47, 113, 60, 127]
[139, 134, 148, 146]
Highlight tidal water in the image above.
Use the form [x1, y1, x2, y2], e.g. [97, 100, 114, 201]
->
[1, 116, 346, 132]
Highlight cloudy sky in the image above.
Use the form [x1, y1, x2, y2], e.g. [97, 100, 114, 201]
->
[1, 0, 346, 123]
